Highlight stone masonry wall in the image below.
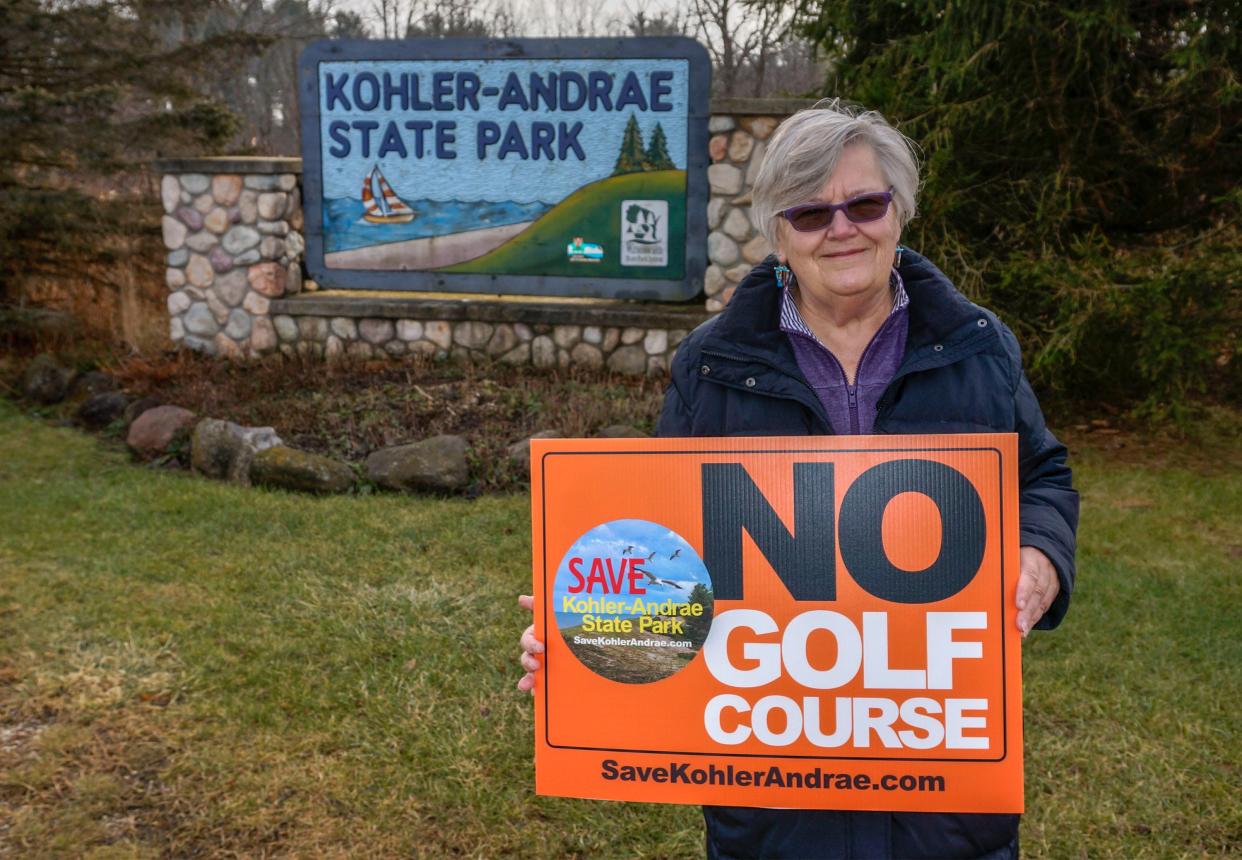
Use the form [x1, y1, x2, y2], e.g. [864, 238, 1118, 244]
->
[156, 100, 811, 370]
[158, 158, 304, 358]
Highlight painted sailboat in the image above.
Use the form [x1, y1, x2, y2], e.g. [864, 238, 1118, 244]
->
[361, 165, 416, 224]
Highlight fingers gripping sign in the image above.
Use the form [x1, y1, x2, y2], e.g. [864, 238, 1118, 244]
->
[1015, 546, 1059, 638]
[517, 594, 544, 694]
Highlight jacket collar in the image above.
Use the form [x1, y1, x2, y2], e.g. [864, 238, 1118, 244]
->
[703, 250, 987, 361]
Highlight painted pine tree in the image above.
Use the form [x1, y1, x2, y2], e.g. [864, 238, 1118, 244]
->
[612, 114, 647, 175]
[644, 123, 675, 170]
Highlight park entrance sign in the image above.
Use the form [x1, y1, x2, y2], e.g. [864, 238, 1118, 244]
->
[298, 38, 710, 300]
[531, 435, 1025, 813]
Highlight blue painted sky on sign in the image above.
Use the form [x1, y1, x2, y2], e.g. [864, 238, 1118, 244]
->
[318, 59, 689, 205]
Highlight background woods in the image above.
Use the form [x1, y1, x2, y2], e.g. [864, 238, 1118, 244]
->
[1, 0, 1239, 418]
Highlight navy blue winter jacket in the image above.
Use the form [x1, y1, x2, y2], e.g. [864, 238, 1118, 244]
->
[656, 251, 1079, 859]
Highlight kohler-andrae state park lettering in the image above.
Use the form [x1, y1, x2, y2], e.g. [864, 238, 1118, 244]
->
[531, 436, 1024, 813]
[298, 38, 709, 298]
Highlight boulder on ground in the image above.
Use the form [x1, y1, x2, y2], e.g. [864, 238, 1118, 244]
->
[123, 396, 163, 427]
[191, 418, 282, 485]
[598, 424, 648, 438]
[68, 371, 116, 402]
[507, 429, 563, 475]
[76, 392, 129, 430]
[22, 355, 74, 404]
[127, 405, 196, 459]
[250, 446, 354, 494]
[365, 435, 470, 493]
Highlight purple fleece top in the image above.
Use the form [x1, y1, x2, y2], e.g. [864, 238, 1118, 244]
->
[780, 270, 910, 435]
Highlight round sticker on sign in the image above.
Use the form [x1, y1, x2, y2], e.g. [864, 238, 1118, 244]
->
[554, 519, 714, 684]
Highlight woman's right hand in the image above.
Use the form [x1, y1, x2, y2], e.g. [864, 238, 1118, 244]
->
[517, 594, 544, 694]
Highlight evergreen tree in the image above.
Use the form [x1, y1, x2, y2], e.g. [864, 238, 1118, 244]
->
[612, 114, 648, 175]
[684, 583, 714, 645]
[766, 0, 1241, 414]
[644, 123, 676, 171]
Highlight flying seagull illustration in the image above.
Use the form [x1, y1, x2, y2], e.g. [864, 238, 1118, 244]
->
[636, 567, 683, 590]
[669, 548, 682, 560]
[646, 550, 657, 562]
[622, 545, 633, 555]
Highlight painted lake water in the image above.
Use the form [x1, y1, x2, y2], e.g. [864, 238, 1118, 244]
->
[323, 197, 552, 252]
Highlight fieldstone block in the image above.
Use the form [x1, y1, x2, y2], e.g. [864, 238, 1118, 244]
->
[621, 327, 645, 345]
[583, 326, 602, 345]
[161, 175, 180, 214]
[127, 405, 195, 459]
[257, 192, 287, 220]
[247, 262, 285, 297]
[223, 225, 261, 255]
[607, 345, 647, 375]
[191, 418, 282, 484]
[167, 248, 189, 267]
[532, 335, 556, 368]
[347, 341, 373, 359]
[285, 261, 302, 294]
[186, 231, 216, 253]
[204, 207, 230, 235]
[251, 446, 354, 494]
[397, 319, 423, 341]
[212, 175, 243, 206]
[235, 249, 261, 266]
[298, 316, 329, 341]
[206, 291, 230, 325]
[224, 309, 252, 340]
[707, 197, 727, 230]
[167, 290, 191, 316]
[273, 315, 296, 343]
[365, 435, 470, 493]
[260, 236, 285, 260]
[324, 335, 345, 362]
[742, 234, 770, 264]
[708, 163, 743, 195]
[177, 206, 203, 232]
[487, 324, 518, 356]
[279, 174, 297, 192]
[725, 263, 752, 283]
[723, 207, 753, 242]
[243, 291, 270, 315]
[170, 317, 185, 341]
[257, 219, 289, 236]
[709, 134, 728, 162]
[166, 267, 186, 290]
[209, 246, 233, 274]
[238, 190, 259, 223]
[180, 173, 209, 194]
[708, 115, 736, 133]
[383, 339, 406, 356]
[746, 140, 767, 185]
[602, 328, 620, 352]
[570, 342, 603, 369]
[499, 342, 529, 365]
[453, 320, 493, 349]
[329, 317, 357, 339]
[250, 317, 277, 352]
[192, 193, 215, 215]
[553, 325, 580, 348]
[740, 116, 779, 139]
[728, 131, 754, 162]
[707, 231, 739, 267]
[214, 269, 248, 306]
[184, 303, 217, 337]
[354, 318, 391, 344]
[705, 264, 726, 297]
[424, 320, 452, 349]
[644, 330, 668, 355]
[161, 215, 187, 249]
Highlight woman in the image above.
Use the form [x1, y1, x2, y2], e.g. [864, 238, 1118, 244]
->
[520, 101, 1078, 859]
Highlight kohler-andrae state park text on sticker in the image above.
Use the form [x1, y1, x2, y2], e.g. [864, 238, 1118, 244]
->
[531, 435, 1024, 813]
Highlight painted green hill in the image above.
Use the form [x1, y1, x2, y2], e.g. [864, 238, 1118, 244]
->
[440, 169, 686, 279]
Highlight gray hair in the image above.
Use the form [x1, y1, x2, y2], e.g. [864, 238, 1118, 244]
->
[751, 99, 922, 248]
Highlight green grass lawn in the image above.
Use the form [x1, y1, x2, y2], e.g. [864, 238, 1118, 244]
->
[0, 399, 1238, 858]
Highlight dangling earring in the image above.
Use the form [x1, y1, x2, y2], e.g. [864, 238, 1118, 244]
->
[894, 245, 905, 268]
[774, 264, 791, 290]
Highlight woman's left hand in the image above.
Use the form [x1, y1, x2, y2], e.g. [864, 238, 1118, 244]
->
[1015, 546, 1059, 638]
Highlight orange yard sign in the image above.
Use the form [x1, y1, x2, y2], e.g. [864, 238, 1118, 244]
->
[530, 434, 1023, 813]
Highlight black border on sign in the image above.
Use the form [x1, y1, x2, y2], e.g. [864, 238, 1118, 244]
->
[538, 446, 1013, 764]
[297, 37, 710, 300]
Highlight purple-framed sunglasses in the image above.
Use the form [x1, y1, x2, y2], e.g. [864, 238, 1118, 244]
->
[780, 188, 894, 232]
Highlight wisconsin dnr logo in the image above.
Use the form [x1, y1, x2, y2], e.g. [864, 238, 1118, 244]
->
[554, 518, 713, 684]
[620, 200, 668, 267]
